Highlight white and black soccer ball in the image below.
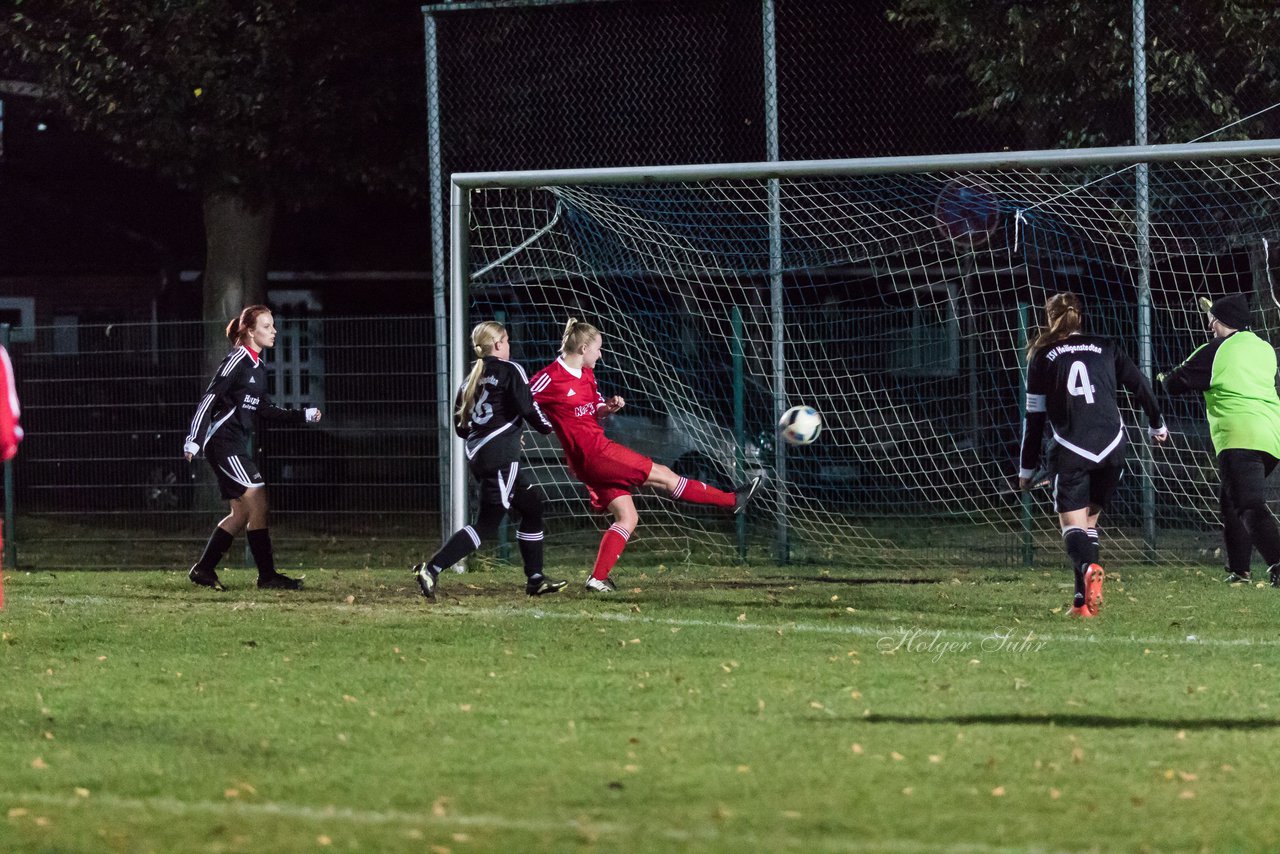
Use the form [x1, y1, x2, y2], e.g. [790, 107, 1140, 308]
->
[779, 405, 822, 446]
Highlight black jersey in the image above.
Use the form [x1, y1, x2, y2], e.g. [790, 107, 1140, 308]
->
[185, 346, 304, 453]
[456, 356, 553, 467]
[1020, 334, 1163, 474]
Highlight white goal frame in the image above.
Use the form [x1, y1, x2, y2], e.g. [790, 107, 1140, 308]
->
[447, 138, 1280, 560]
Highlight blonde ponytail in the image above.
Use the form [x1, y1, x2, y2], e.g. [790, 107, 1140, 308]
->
[560, 317, 600, 356]
[457, 321, 506, 428]
[1027, 293, 1084, 360]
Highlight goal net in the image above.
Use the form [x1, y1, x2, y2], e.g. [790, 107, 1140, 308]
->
[451, 141, 1280, 570]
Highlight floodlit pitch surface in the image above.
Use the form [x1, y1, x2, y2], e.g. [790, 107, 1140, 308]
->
[2, 563, 1279, 852]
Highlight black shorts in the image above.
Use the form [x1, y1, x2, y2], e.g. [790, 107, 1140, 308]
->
[1052, 465, 1122, 514]
[472, 459, 535, 511]
[206, 447, 265, 500]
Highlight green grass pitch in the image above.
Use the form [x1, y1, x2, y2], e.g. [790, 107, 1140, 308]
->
[2, 561, 1279, 852]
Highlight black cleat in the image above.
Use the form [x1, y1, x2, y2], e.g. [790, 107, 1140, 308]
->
[257, 572, 303, 590]
[526, 574, 568, 596]
[1223, 570, 1252, 585]
[585, 576, 617, 593]
[1270, 564, 1280, 589]
[189, 565, 225, 591]
[733, 475, 763, 515]
[413, 562, 439, 601]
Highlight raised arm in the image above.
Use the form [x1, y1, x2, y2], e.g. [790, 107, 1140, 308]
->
[1159, 339, 1221, 395]
[1115, 347, 1167, 439]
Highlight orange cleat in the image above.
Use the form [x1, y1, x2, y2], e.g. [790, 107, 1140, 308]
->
[1083, 563, 1105, 616]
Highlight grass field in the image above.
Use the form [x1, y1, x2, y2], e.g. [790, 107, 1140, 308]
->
[2, 559, 1279, 853]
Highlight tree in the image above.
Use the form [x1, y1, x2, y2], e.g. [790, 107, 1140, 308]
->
[2, 0, 424, 364]
[888, 1, 1280, 149]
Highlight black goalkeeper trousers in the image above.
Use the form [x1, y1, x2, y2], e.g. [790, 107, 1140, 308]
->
[1218, 448, 1280, 572]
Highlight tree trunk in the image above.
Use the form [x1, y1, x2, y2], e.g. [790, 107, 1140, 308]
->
[195, 191, 276, 517]
[201, 191, 276, 377]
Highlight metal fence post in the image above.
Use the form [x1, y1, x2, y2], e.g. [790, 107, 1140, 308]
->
[731, 306, 747, 560]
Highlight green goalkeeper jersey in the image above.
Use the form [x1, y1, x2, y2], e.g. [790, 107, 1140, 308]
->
[1163, 330, 1280, 457]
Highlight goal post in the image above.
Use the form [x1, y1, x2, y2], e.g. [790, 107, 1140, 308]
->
[449, 138, 1280, 570]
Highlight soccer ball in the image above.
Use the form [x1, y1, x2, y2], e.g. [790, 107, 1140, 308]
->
[779, 405, 822, 446]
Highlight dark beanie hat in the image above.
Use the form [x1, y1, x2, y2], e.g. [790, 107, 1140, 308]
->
[1208, 293, 1251, 331]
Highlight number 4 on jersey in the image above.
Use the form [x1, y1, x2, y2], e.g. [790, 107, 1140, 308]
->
[1067, 360, 1095, 404]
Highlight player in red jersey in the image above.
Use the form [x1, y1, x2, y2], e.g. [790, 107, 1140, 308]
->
[0, 344, 22, 596]
[530, 318, 761, 592]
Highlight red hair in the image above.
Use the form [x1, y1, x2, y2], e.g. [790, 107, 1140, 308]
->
[226, 304, 271, 346]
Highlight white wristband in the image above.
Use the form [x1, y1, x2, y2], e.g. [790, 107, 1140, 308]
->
[183, 441, 200, 457]
[304, 407, 321, 423]
[1149, 424, 1168, 440]
[1018, 467, 1038, 480]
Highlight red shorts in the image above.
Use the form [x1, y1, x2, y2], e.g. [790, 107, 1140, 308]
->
[569, 440, 654, 513]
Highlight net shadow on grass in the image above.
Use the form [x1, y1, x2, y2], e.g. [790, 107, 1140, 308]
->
[858, 713, 1280, 731]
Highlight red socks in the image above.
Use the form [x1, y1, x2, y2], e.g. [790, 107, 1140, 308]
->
[670, 476, 734, 508]
[592, 524, 631, 580]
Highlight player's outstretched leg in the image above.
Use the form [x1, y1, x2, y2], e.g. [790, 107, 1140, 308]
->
[733, 475, 763, 515]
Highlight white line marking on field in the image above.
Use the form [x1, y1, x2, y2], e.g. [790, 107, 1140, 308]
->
[17, 593, 1280, 649]
[435, 604, 1280, 650]
[0, 789, 619, 836]
[0, 790, 1075, 853]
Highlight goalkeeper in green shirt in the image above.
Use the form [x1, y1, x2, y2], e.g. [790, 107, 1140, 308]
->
[1160, 293, 1280, 586]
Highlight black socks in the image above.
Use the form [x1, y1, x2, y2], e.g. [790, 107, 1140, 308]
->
[247, 528, 276, 579]
[195, 527, 234, 573]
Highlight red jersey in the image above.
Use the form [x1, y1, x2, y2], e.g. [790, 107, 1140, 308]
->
[529, 357, 609, 465]
[0, 346, 21, 461]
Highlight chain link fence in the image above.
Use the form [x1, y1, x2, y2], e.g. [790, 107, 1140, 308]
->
[10, 317, 439, 571]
